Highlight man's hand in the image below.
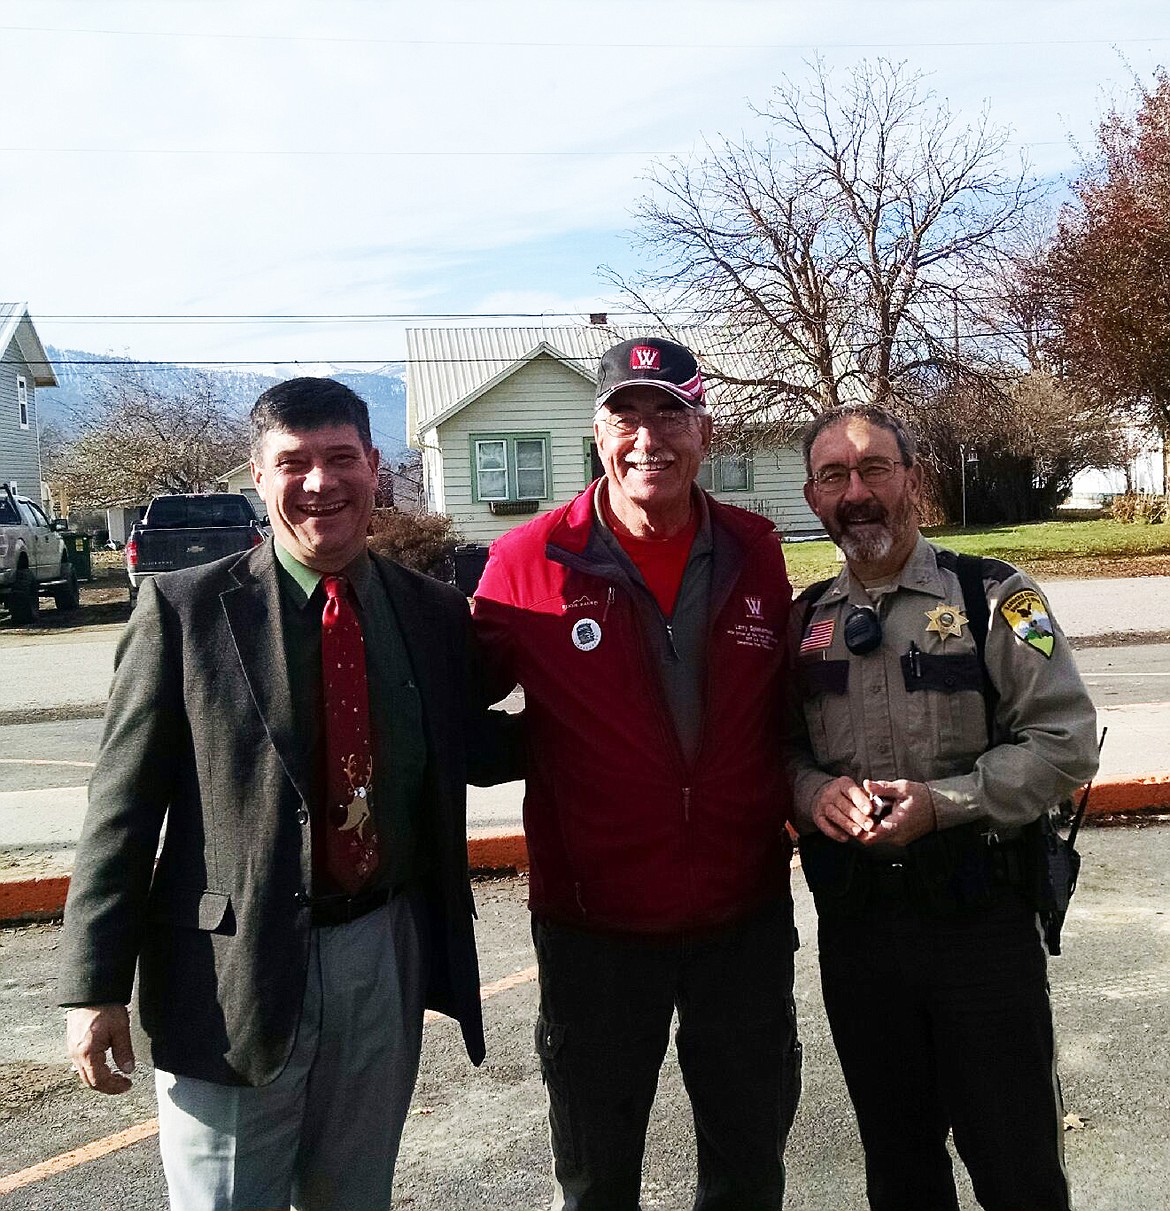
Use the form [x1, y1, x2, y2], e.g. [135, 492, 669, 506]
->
[810, 776, 881, 843]
[859, 778, 936, 847]
[66, 1005, 135, 1094]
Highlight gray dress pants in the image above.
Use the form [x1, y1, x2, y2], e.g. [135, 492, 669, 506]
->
[155, 894, 425, 1211]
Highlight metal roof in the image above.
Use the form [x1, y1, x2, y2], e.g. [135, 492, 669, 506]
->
[405, 324, 711, 439]
[0, 303, 58, 387]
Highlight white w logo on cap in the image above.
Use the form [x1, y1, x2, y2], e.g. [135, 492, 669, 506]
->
[630, 345, 660, 370]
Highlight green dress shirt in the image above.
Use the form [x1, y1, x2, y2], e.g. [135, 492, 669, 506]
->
[274, 541, 427, 895]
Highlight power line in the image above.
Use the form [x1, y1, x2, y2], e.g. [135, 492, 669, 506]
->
[29, 312, 652, 323]
[0, 147, 659, 157]
[20, 297, 1058, 324]
[1, 24, 1166, 51]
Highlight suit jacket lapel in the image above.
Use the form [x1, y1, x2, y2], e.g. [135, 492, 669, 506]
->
[221, 541, 313, 806]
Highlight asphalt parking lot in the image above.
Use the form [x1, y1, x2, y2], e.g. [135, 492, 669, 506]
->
[1, 821, 1167, 1211]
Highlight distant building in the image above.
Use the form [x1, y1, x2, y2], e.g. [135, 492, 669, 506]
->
[0, 303, 58, 505]
[406, 324, 820, 545]
[215, 461, 264, 519]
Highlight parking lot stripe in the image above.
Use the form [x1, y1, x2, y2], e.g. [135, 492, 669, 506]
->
[0, 1118, 160, 1195]
[424, 963, 538, 1024]
[0, 961, 542, 1193]
[0, 758, 96, 768]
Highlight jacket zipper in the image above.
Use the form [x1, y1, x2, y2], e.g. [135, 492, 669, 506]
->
[664, 620, 679, 661]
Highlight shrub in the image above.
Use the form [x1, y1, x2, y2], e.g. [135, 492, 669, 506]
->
[1108, 493, 1168, 524]
[367, 509, 460, 576]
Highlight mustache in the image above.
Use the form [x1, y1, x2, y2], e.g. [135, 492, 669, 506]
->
[836, 501, 888, 526]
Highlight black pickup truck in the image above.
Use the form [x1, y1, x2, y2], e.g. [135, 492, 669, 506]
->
[126, 493, 266, 605]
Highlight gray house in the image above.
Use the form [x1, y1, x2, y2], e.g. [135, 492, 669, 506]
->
[405, 324, 820, 545]
[0, 303, 57, 500]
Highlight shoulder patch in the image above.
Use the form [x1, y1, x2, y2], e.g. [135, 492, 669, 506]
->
[1000, 589, 1054, 658]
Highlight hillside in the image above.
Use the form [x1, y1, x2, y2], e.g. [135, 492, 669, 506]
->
[42, 348, 409, 457]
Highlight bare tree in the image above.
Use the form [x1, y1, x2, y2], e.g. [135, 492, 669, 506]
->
[48, 371, 249, 507]
[608, 58, 1042, 441]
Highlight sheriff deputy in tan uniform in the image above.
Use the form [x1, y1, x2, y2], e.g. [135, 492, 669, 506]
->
[790, 404, 1098, 1211]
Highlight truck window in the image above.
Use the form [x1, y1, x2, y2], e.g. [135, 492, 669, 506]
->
[17, 500, 49, 528]
[0, 496, 19, 525]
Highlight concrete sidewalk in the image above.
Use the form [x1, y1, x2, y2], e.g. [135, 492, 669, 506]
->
[3, 575, 1169, 922]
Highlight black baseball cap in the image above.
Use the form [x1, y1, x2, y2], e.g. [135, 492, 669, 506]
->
[594, 337, 706, 409]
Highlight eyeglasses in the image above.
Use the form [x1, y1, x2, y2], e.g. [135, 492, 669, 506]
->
[808, 457, 904, 494]
[597, 409, 697, 436]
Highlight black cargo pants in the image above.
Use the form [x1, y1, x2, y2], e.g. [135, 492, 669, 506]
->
[531, 898, 801, 1211]
[818, 876, 1070, 1211]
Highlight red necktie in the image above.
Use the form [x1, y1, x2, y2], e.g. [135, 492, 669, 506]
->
[321, 575, 380, 893]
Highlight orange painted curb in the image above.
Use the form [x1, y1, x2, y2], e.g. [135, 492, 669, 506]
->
[1089, 774, 1170, 816]
[0, 875, 70, 924]
[3, 780, 1168, 927]
[467, 832, 530, 873]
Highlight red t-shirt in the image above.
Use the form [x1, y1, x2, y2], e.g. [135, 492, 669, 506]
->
[602, 498, 699, 617]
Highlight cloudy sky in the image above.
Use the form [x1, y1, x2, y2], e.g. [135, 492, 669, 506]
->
[2, 0, 1166, 368]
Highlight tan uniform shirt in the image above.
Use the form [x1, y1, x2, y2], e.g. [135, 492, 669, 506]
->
[790, 537, 1099, 834]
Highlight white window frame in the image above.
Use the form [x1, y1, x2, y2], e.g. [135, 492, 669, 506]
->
[473, 439, 509, 501]
[16, 375, 28, 429]
[697, 452, 753, 493]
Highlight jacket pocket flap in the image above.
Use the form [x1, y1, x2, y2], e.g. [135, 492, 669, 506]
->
[197, 891, 232, 932]
[151, 886, 234, 934]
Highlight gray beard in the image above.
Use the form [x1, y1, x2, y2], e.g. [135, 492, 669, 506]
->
[837, 523, 894, 565]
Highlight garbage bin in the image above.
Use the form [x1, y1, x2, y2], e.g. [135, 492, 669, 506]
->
[61, 532, 93, 581]
[453, 544, 490, 596]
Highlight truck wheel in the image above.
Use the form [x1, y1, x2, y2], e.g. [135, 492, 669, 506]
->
[53, 562, 80, 611]
[129, 585, 139, 608]
[8, 568, 40, 623]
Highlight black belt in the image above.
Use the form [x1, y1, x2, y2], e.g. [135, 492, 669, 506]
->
[862, 834, 1029, 903]
[294, 884, 393, 928]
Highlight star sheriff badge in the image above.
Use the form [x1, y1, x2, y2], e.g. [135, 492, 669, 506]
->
[925, 603, 968, 640]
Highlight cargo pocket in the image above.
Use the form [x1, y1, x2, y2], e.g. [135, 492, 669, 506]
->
[534, 1015, 578, 1170]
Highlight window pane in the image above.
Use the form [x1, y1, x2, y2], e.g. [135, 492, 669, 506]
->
[478, 469, 507, 499]
[515, 440, 546, 498]
[476, 441, 506, 471]
[720, 455, 749, 491]
[696, 461, 714, 491]
[475, 440, 507, 499]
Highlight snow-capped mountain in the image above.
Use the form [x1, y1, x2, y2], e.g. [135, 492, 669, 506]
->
[41, 348, 409, 456]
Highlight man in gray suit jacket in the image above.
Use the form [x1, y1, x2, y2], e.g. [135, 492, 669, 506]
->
[59, 377, 512, 1210]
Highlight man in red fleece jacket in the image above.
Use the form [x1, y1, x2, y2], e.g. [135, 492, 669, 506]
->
[474, 335, 800, 1211]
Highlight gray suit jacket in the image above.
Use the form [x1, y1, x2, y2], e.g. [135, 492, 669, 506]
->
[58, 540, 495, 1085]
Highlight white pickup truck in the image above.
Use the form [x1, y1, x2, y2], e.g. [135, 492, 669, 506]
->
[0, 483, 80, 623]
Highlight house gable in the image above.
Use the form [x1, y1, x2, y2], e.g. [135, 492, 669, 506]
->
[0, 305, 57, 495]
[407, 323, 822, 544]
[434, 352, 595, 543]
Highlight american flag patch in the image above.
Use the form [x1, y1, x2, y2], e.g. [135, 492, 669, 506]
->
[800, 619, 835, 653]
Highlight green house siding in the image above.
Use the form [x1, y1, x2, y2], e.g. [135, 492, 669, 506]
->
[0, 350, 41, 492]
[437, 355, 596, 543]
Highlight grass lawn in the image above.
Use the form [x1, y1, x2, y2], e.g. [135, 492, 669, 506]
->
[782, 519, 1170, 588]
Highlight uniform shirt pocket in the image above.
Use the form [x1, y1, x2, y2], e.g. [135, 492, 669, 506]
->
[799, 658, 855, 769]
[900, 651, 988, 765]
